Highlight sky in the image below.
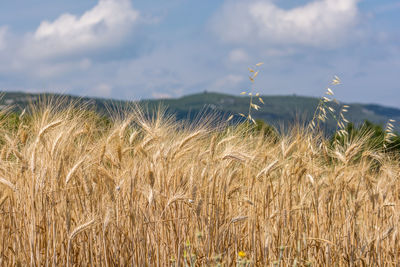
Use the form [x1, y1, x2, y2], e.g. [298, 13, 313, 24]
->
[0, 0, 399, 107]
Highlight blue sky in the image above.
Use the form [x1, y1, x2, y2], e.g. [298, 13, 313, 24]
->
[0, 0, 399, 107]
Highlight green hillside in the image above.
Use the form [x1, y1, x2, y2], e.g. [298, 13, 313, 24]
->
[1, 91, 399, 132]
[143, 92, 400, 132]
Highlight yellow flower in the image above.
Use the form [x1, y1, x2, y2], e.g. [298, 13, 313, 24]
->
[238, 251, 246, 258]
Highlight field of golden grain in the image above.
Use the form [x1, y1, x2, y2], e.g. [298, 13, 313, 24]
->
[0, 101, 399, 266]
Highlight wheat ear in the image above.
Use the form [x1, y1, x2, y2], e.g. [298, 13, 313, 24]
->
[65, 158, 85, 184]
[67, 218, 95, 267]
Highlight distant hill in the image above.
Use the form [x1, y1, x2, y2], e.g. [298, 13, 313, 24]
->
[1, 91, 399, 132]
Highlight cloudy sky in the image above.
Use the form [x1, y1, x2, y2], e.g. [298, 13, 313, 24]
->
[0, 0, 399, 107]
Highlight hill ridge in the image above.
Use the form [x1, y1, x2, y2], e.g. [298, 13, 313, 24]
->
[1, 91, 399, 131]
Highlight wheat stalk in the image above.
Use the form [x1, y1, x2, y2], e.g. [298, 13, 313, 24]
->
[0, 177, 17, 192]
[67, 218, 95, 267]
[65, 158, 85, 184]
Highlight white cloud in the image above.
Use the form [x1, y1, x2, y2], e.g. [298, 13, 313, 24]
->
[228, 49, 249, 63]
[90, 83, 113, 97]
[0, 0, 141, 82]
[211, 74, 244, 91]
[23, 0, 139, 59]
[213, 0, 360, 47]
[0, 26, 7, 50]
[30, 59, 92, 78]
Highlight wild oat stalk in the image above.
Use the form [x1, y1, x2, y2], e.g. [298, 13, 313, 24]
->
[227, 62, 265, 125]
[309, 75, 350, 138]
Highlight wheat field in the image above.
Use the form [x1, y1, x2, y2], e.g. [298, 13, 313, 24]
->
[0, 100, 399, 266]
